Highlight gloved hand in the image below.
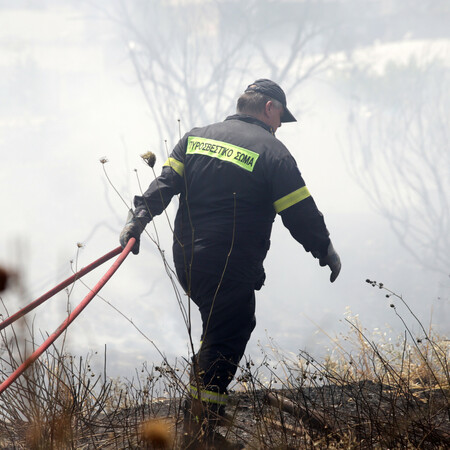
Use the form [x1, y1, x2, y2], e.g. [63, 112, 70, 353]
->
[319, 242, 341, 283]
[119, 210, 148, 255]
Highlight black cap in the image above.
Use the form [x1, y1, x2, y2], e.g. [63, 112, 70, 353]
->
[245, 78, 296, 123]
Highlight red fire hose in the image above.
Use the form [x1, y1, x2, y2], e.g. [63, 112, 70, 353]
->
[0, 238, 135, 395]
[0, 246, 123, 332]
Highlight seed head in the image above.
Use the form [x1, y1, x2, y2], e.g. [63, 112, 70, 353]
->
[99, 157, 108, 164]
[141, 151, 156, 168]
[0, 265, 13, 293]
[140, 418, 173, 448]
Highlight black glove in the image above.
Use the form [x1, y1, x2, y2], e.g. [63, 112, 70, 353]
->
[119, 210, 149, 255]
[319, 242, 341, 283]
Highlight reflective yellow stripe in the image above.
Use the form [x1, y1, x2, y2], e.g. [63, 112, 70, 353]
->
[163, 157, 184, 177]
[186, 136, 259, 172]
[274, 186, 311, 213]
[190, 385, 228, 405]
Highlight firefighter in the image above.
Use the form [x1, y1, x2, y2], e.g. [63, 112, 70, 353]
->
[120, 79, 341, 448]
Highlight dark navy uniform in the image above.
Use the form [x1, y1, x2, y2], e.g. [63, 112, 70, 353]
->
[134, 114, 330, 404]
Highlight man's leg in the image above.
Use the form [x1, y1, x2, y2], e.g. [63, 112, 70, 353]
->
[194, 276, 256, 393]
[178, 269, 255, 446]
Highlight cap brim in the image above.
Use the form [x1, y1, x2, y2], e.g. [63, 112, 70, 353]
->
[281, 107, 296, 123]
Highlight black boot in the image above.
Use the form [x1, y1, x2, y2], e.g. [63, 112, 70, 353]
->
[181, 398, 243, 449]
[182, 398, 205, 449]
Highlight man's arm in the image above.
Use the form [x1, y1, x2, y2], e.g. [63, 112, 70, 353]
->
[119, 140, 186, 254]
[133, 164, 184, 221]
[280, 199, 341, 282]
[270, 153, 341, 282]
[279, 197, 330, 257]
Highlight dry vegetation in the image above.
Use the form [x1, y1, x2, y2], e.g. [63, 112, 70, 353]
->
[0, 279, 448, 449]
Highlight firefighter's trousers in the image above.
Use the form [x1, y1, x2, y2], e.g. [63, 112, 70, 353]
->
[177, 268, 256, 397]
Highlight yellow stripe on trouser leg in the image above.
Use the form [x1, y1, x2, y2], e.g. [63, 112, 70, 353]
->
[190, 384, 228, 405]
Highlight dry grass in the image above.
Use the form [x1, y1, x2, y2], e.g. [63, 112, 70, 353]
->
[0, 279, 448, 449]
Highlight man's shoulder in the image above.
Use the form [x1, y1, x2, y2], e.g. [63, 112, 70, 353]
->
[184, 116, 293, 161]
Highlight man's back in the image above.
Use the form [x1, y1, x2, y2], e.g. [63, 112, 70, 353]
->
[171, 114, 299, 283]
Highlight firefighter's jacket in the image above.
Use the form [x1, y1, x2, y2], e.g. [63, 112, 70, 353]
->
[134, 114, 331, 286]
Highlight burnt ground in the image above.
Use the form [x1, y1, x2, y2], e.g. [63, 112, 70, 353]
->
[1, 381, 448, 448]
[97, 381, 449, 449]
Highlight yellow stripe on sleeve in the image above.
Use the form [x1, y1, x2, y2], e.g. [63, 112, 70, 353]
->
[273, 186, 311, 213]
[163, 157, 184, 177]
